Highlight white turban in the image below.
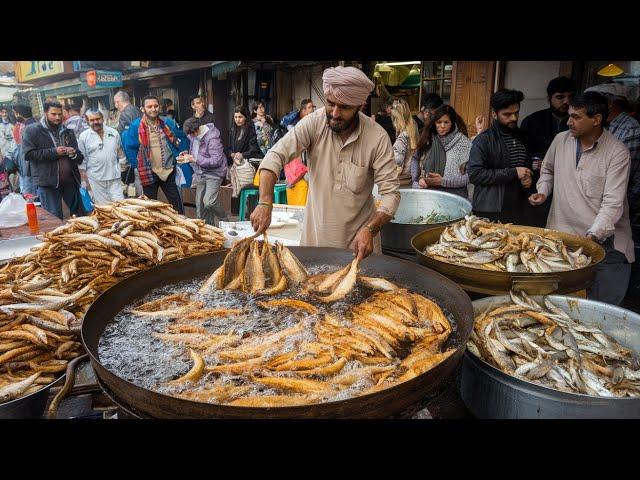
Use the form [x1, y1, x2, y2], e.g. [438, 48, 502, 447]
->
[322, 66, 374, 106]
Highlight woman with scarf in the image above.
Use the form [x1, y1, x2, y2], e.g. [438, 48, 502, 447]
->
[225, 105, 262, 198]
[411, 104, 471, 198]
[390, 99, 419, 187]
[252, 101, 275, 156]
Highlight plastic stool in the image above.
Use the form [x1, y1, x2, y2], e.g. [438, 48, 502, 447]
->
[239, 186, 259, 221]
[239, 184, 288, 221]
[274, 184, 288, 205]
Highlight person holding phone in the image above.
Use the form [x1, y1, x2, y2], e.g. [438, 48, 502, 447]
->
[22, 101, 86, 219]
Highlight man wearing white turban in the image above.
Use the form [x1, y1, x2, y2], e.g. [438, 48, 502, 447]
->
[251, 66, 400, 259]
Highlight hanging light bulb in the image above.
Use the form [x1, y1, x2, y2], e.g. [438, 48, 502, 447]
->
[597, 63, 624, 77]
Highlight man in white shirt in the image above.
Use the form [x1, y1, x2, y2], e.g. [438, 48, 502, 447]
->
[78, 110, 126, 205]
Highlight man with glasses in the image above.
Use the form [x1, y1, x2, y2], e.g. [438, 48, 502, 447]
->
[78, 109, 125, 204]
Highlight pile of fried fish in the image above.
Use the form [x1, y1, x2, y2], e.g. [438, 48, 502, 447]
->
[134, 238, 456, 407]
[468, 291, 640, 397]
[425, 216, 592, 273]
[0, 197, 225, 405]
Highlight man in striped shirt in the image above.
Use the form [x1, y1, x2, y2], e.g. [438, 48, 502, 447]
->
[606, 95, 640, 242]
[468, 89, 533, 224]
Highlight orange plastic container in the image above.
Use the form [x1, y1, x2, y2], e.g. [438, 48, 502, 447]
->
[26, 199, 39, 235]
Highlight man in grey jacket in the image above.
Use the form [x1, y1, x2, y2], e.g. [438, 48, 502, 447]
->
[114, 91, 141, 134]
[22, 101, 85, 219]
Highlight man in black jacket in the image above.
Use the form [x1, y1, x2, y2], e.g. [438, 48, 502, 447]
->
[520, 76, 576, 227]
[467, 89, 532, 224]
[22, 101, 86, 219]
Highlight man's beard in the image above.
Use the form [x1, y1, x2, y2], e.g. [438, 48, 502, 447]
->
[551, 105, 569, 118]
[326, 112, 358, 133]
[498, 120, 517, 132]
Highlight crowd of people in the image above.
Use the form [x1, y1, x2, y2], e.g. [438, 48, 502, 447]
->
[370, 76, 640, 305]
[0, 90, 316, 226]
[1, 65, 639, 307]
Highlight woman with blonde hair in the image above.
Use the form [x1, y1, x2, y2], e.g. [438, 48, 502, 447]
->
[390, 99, 419, 186]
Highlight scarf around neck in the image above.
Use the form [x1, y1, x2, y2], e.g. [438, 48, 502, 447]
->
[439, 128, 459, 151]
[421, 134, 447, 177]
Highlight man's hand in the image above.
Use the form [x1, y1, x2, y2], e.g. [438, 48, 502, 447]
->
[425, 172, 443, 187]
[516, 167, 532, 180]
[418, 178, 427, 189]
[250, 204, 272, 235]
[56, 146, 68, 156]
[520, 175, 532, 189]
[528, 193, 546, 206]
[66, 147, 76, 157]
[349, 227, 374, 261]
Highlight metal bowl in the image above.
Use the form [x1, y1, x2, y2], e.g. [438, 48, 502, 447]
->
[381, 189, 472, 254]
[411, 224, 605, 295]
[461, 295, 640, 419]
[0, 375, 65, 419]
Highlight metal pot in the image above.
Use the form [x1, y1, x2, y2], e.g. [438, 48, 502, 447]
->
[461, 295, 640, 419]
[381, 189, 472, 254]
[82, 248, 474, 419]
[0, 375, 65, 419]
[411, 224, 605, 295]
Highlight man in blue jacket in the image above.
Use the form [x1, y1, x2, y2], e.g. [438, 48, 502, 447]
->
[122, 95, 188, 213]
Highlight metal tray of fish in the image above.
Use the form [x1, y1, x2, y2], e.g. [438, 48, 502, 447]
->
[411, 223, 605, 295]
[0, 235, 42, 265]
[461, 295, 640, 419]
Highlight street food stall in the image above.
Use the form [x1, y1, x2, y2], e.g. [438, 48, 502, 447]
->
[1, 194, 639, 419]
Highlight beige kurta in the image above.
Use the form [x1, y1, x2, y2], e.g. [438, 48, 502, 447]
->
[147, 122, 174, 181]
[259, 108, 400, 250]
[536, 130, 634, 262]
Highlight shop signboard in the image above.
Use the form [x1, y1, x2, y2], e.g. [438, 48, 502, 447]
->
[83, 70, 123, 88]
[15, 61, 66, 82]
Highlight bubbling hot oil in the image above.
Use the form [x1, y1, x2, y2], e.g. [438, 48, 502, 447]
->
[98, 264, 458, 402]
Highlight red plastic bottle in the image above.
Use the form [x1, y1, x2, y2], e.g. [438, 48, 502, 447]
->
[25, 195, 40, 235]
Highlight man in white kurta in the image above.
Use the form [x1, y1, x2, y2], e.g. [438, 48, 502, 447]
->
[530, 91, 633, 305]
[78, 110, 125, 205]
[250, 66, 400, 259]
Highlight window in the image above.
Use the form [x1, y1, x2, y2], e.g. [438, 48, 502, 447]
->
[419, 61, 453, 106]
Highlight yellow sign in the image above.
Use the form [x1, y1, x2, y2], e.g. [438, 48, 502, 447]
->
[15, 61, 65, 82]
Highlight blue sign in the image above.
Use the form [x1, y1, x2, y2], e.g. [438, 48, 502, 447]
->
[94, 70, 123, 88]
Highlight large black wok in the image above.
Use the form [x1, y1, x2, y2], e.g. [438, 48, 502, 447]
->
[82, 247, 474, 419]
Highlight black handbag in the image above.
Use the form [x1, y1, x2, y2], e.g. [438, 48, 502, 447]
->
[121, 165, 135, 184]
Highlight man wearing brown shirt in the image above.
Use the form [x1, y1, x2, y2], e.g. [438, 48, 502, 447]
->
[251, 66, 400, 260]
[530, 91, 633, 305]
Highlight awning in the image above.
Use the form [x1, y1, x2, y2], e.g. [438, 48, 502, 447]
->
[211, 61, 241, 78]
